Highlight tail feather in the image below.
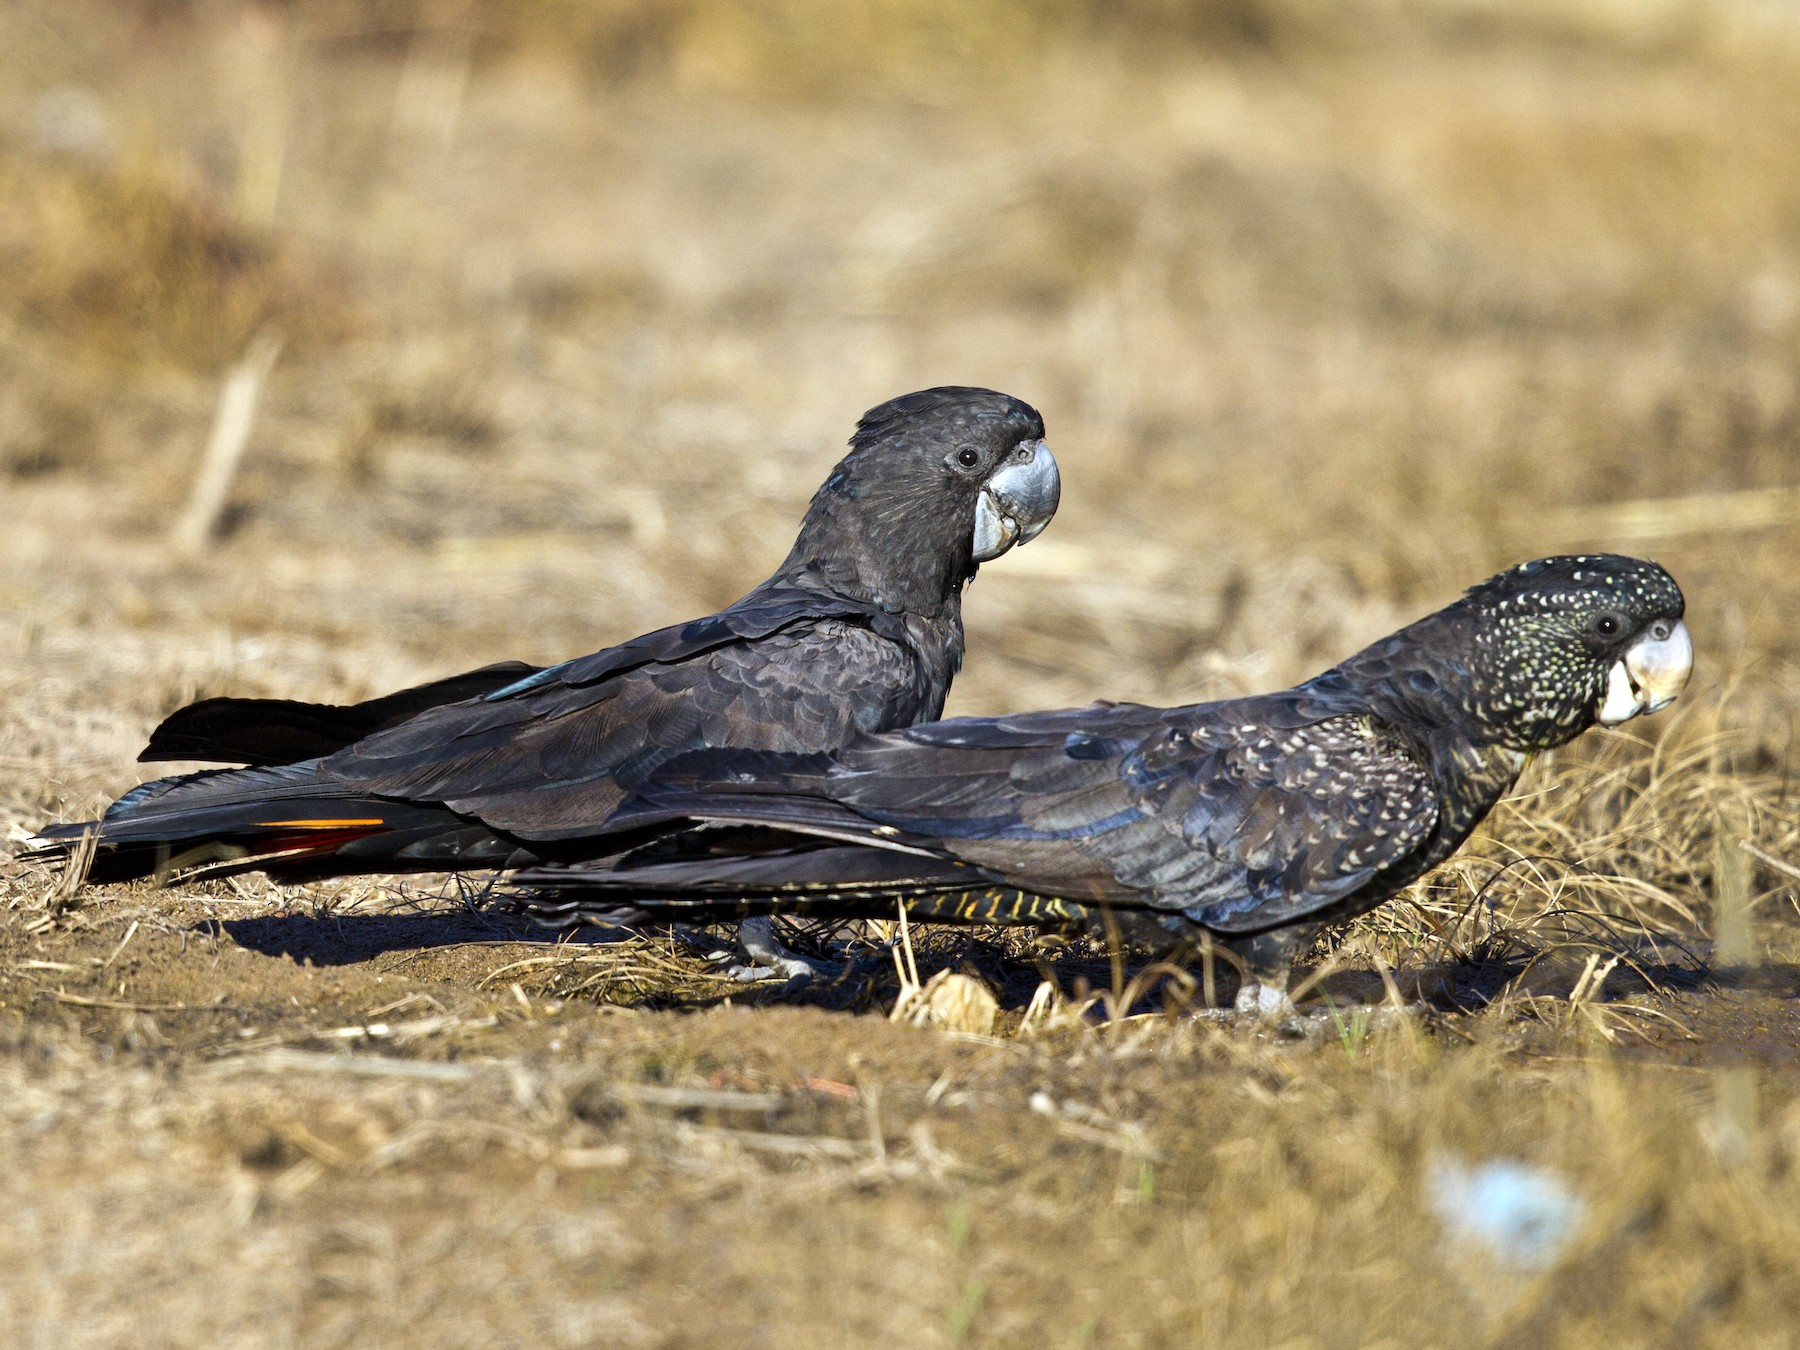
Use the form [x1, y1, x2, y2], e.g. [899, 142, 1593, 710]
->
[512, 844, 1154, 940]
[523, 881, 1104, 934]
[24, 762, 517, 884]
[137, 661, 540, 766]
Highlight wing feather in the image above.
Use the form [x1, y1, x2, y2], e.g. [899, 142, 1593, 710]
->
[321, 606, 929, 838]
[591, 694, 1439, 933]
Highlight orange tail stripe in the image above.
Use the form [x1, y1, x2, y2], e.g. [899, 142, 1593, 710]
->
[252, 825, 389, 857]
[253, 818, 387, 829]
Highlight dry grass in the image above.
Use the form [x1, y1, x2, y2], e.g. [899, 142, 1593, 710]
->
[4, 0, 1800, 1343]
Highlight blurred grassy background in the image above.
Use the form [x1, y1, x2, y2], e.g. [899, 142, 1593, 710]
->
[4, 1, 1800, 1343]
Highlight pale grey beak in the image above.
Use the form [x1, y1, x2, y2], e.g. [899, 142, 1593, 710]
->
[1596, 619, 1693, 726]
[971, 439, 1061, 563]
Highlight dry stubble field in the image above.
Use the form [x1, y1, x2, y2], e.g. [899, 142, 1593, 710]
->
[4, 1, 1800, 1344]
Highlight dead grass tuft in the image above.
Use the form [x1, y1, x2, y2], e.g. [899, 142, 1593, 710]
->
[0, 147, 349, 377]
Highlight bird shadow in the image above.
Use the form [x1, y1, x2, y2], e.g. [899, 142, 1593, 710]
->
[197, 907, 1798, 1035]
[204, 908, 623, 968]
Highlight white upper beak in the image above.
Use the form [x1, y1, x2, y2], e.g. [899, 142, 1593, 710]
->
[1596, 619, 1693, 726]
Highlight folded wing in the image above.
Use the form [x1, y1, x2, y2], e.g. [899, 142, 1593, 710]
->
[319, 590, 927, 838]
[521, 694, 1441, 937]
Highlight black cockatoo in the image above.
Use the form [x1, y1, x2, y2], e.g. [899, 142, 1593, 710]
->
[29, 387, 1061, 975]
[514, 556, 1692, 1014]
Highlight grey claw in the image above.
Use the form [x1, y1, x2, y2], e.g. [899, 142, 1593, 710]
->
[724, 959, 819, 985]
[729, 916, 838, 986]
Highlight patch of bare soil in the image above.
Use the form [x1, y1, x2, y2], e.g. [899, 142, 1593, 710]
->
[4, 869, 1800, 1344]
